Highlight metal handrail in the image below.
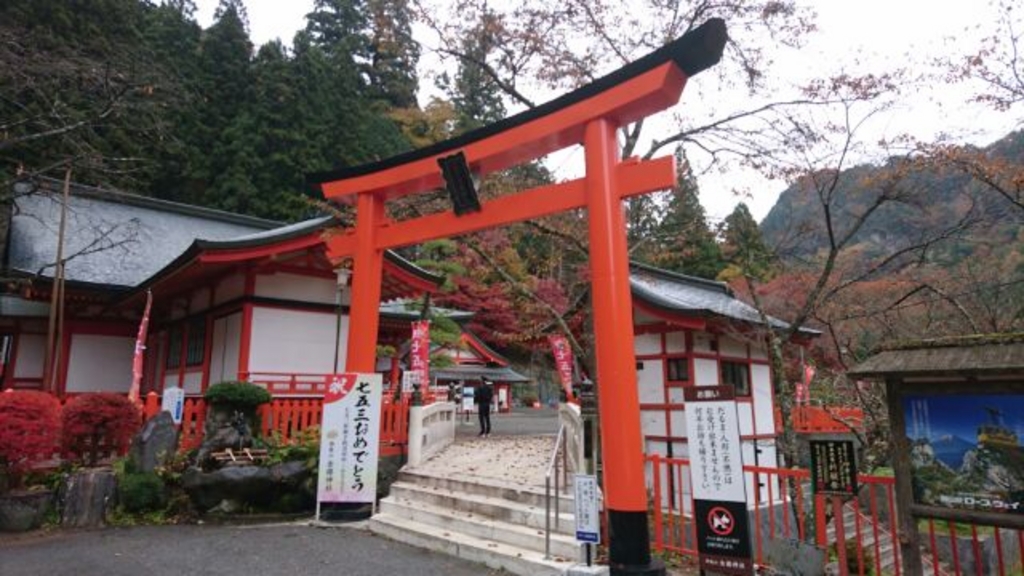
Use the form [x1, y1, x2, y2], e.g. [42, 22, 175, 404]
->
[544, 423, 572, 559]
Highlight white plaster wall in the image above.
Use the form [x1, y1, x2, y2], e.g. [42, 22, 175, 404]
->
[163, 373, 178, 390]
[215, 274, 245, 305]
[694, 358, 719, 386]
[209, 313, 242, 384]
[750, 341, 769, 360]
[255, 273, 336, 305]
[634, 333, 661, 355]
[738, 402, 754, 436]
[65, 334, 134, 393]
[719, 336, 746, 358]
[183, 371, 203, 395]
[667, 387, 684, 404]
[641, 410, 666, 438]
[664, 331, 686, 353]
[752, 364, 775, 435]
[14, 334, 45, 379]
[636, 359, 664, 403]
[669, 409, 686, 440]
[249, 307, 348, 374]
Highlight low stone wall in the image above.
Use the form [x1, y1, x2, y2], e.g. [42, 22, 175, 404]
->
[407, 402, 456, 467]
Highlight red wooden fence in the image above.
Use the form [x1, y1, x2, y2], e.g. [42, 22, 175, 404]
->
[141, 391, 413, 456]
[647, 455, 1023, 575]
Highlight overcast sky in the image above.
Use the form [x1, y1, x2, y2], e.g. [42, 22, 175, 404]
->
[194, 0, 1013, 222]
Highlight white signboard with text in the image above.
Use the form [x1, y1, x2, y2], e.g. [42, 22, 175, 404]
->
[683, 385, 746, 503]
[161, 386, 185, 425]
[316, 373, 382, 506]
[574, 474, 601, 544]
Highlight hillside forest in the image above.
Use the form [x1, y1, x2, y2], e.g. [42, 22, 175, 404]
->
[3, 0, 1024, 456]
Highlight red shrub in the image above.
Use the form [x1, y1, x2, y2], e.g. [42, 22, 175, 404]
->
[0, 390, 62, 487]
[62, 393, 141, 465]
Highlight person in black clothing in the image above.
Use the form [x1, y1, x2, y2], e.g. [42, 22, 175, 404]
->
[476, 379, 494, 436]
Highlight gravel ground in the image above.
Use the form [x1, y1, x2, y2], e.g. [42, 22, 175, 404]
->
[0, 522, 502, 576]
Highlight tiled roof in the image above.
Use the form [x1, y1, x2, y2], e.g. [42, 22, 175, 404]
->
[629, 261, 820, 336]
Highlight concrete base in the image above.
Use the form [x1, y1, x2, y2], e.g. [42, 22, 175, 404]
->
[567, 564, 610, 576]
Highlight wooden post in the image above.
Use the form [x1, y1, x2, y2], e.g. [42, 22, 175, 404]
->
[886, 376, 924, 575]
[43, 167, 72, 393]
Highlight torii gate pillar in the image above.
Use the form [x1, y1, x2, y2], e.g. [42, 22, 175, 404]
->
[584, 118, 655, 568]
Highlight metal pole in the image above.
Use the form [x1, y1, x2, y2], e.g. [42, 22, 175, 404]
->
[545, 476, 552, 559]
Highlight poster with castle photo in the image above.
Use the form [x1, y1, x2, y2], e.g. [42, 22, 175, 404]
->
[904, 394, 1024, 514]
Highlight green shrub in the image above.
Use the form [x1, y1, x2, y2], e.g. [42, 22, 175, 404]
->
[119, 472, 166, 513]
[204, 381, 271, 408]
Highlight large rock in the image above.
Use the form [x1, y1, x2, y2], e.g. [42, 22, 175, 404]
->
[0, 490, 53, 532]
[182, 462, 312, 513]
[128, 411, 179, 473]
[60, 468, 117, 528]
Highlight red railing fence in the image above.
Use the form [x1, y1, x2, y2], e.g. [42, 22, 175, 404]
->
[646, 455, 1023, 575]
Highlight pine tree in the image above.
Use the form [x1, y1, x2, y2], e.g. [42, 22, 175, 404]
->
[647, 148, 724, 279]
[365, 0, 419, 109]
[719, 202, 774, 282]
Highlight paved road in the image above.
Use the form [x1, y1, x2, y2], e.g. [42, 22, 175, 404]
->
[456, 405, 560, 437]
[0, 523, 501, 576]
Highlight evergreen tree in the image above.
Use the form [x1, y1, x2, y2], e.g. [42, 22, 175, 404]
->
[646, 148, 724, 279]
[440, 11, 507, 133]
[365, 0, 420, 109]
[719, 202, 774, 282]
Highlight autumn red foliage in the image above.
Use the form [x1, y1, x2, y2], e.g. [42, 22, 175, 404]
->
[0, 390, 62, 487]
[62, 393, 141, 465]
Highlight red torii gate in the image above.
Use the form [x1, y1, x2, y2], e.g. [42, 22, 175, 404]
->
[308, 19, 726, 575]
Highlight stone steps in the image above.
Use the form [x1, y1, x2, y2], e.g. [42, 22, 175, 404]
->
[369, 454, 581, 576]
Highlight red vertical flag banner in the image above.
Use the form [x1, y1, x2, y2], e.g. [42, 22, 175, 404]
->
[129, 290, 153, 403]
[410, 320, 431, 387]
[548, 334, 575, 401]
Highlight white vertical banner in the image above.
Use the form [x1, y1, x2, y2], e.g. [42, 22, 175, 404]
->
[683, 385, 746, 503]
[317, 373, 382, 505]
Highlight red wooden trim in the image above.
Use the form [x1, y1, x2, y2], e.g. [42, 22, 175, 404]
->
[459, 333, 503, 365]
[640, 403, 687, 410]
[177, 321, 188, 387]
[381, 258, 438, 294]
[198, 233, 323, 264]
[244, 267, 256, 297]
[201, 309, 214, 393]
[66, 320, 135, 337]
[58, 326, 72, 396]
[258, 262, 337, 280]
[320, 63, 686, 201]
[632, 299, 707, 331]
[238, 302, 253, 379]
[157, 330, 168, 391]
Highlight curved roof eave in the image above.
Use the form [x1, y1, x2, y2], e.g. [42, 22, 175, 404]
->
[629, 268, 821, 338]
[117, 217, 443, 305]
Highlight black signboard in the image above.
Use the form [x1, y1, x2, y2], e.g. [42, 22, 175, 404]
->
[695, 499, 753, 575]
[810, 439, 858, 497]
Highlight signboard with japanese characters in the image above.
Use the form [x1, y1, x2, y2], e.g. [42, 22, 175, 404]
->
[161, 386, 185, 425]
[574, 474, 601, 544]
[684, 385, 752, 575]
[410, 320, 431, 385]
[316, 373, 382, 505]
[810, 439, 858, 498]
